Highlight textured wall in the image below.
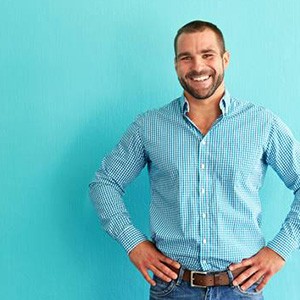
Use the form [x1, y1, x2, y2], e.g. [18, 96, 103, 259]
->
[1, 1, 300, 299]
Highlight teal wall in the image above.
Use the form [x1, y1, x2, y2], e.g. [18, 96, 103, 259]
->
[1, 1, 300, 299]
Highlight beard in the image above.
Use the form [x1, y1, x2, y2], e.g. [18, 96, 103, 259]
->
[178, 69, 224, 100]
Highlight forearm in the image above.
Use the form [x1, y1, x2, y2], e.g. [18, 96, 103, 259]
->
[89, 174, 147, 253]
[89, 116, 149, 252]
[267, 188, 300, 260]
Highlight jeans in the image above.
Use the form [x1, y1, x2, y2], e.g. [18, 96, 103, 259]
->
[149, 268, 263, 300]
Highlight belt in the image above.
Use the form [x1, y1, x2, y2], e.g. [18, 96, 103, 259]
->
[172, 266, 248, 288]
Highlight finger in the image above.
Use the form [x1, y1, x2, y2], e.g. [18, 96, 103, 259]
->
[229, 258, 252, 271]
[156, 261, 178, 280]
[140, 267, 156, 286]
[256, 275, 270, 292]
[160, 255, 181, 269]
[240, 271, 264, 291]
[232, 266, 258, 286]
[149, 265, 173, 283]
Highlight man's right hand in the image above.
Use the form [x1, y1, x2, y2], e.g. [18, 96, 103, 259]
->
[129, 240, 181, 286]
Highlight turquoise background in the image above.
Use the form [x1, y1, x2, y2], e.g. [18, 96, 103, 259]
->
[1, 1, 300, 299]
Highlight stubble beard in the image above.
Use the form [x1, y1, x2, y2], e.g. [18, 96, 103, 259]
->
[178, 71, 224, 100]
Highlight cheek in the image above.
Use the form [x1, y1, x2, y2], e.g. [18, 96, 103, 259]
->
[178, 62, 192, 73]
[175, 65, 186, 77]
[209, 62, 223, 74]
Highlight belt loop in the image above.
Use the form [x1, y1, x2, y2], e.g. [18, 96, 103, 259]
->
[175, 266, 185, 286]
[226, 267, 234, 286]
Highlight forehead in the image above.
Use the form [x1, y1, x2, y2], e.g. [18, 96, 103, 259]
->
[176, 29, 221, 54]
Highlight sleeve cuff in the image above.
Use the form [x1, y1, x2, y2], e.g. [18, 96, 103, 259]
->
[117, 225, 148, 253]
[267, 230, 299, 260]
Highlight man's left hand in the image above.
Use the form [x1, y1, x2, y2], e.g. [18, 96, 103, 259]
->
[229, 247, 285, 292]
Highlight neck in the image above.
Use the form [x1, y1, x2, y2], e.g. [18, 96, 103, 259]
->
[184, 83, 225, 118]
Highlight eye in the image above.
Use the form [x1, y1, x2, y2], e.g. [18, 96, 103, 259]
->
[203, 54, 213, 59]
[180, 56, 192, 61]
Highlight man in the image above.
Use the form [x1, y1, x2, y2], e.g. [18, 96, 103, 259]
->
[89, 20, 300, 299]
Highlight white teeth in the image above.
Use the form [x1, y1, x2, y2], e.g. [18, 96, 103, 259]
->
[192, 75, 210, 82]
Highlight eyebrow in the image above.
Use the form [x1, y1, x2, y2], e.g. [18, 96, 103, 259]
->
[201, 48, 218, 54]
[176, 52, 192, 59]
[176, 48, 218, 59]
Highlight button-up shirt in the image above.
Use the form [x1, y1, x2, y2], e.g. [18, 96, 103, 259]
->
[89, 91, 300, 271]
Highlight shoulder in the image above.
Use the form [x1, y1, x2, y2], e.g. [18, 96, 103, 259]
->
[229, 96, 277, 123]
[134, 97, 182, 125]
[229, 96, 295, 139]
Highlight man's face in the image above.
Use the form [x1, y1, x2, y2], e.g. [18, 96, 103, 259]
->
[175, 29, 230, 100]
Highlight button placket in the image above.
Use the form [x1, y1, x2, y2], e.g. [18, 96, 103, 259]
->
[199, 137, 211, 269]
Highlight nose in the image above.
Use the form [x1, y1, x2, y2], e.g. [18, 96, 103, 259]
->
[192, 56, 206, 71]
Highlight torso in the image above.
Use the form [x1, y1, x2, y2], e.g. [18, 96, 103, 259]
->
[188, 113, 220, 135]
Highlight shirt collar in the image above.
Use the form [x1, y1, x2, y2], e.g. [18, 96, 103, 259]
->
[180, 89, 232, 116]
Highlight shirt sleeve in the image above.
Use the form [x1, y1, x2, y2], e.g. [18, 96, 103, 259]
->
[264, 114, 300, 260]
[89, 115, 148, 253]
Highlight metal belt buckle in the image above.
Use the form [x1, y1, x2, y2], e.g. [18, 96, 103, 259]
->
[190, 270, 208, 288]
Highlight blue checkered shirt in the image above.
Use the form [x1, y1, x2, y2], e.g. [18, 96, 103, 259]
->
[89, 90, 300, 271]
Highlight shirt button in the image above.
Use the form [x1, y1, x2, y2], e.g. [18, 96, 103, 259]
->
[201, 163, 205, 169]
[203, 260, 207, 264]
[202, 140, 206, 145]
[202, 213, 206, 219]
[203, 238, 207, 244]
[201, 188, 205, 194]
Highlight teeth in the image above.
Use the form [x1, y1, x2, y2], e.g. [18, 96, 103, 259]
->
[192, 75, 210, 82]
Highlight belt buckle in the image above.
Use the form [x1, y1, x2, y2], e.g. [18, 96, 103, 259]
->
[190, 270, 208, 288]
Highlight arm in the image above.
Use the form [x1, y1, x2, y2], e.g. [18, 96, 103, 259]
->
[89, 117, 148, 252]
[89, 116, 179, 284]
[230, 114, 300, 291]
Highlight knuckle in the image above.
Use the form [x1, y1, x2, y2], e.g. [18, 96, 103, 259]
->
[242, 259, 250, 266]
[159, 265, 168, 274]
[261, 277, 269, 285]
[264, 274, 271, 282]
[254, 273, 262, 281]
[271, 266, 279, 274]
[166, 269, 175, 277]
[244, 270, 251, 277]
[160, 255, 168, 261]
[235, 275, 245, 284]
[141, 260, 149, 268]
[161, 274, 170, 282]
[147, 256, 155, 264]
[155, 271, 165, 280]
[154, 271, 162, 279]
[137, 262, 144, 269]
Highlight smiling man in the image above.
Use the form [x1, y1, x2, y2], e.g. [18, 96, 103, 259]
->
[89, 20, 300, 299]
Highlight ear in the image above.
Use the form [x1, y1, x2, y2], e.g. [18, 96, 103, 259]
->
[223, 51, 230, 69]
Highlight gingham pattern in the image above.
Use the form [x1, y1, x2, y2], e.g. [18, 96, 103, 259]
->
[89, 90, 300, 271]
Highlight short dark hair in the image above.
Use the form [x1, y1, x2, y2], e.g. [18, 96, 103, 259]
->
[174, 20, 226, 56]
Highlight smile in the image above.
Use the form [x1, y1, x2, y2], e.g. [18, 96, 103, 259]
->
[190, 75, 211, 82]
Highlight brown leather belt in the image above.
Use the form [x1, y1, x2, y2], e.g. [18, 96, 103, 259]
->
[172, 266, 248, 288]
